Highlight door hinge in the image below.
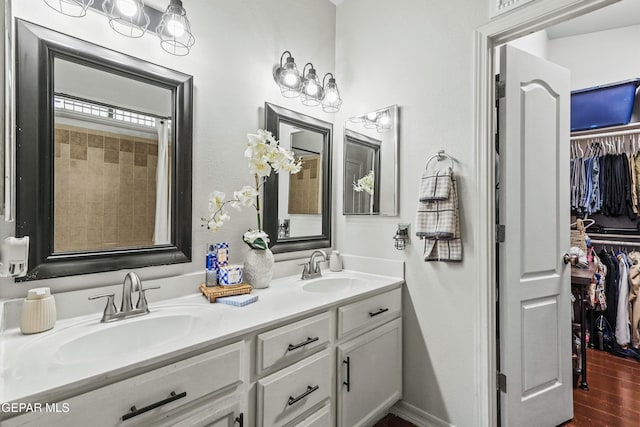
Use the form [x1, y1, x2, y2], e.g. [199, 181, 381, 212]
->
[496, 81, 506, 100]
[497, 372, 507, 393]
[496, 225, 505, 243]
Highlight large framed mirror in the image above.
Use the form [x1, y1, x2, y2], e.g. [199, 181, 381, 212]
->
[15, 20, 193, 280]
[344, 105, 399, 215]
[263, 103, 332, 253]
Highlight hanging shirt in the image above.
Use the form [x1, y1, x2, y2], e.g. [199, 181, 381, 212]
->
[629, 153, 638, 214]
[616, 253, 631, 347]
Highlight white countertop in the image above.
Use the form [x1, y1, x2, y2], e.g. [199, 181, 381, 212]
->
[0, 270, 403, 407]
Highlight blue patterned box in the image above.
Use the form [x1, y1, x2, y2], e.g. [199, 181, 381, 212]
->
[217, 264, 243, 286]
[217, 294, 258, 307]
[215, 242, 229, 267]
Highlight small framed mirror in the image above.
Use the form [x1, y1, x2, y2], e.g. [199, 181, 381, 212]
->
[15, 20, 193, 280]
[343, 105, 399, 215]
[263, 103, 332, 253]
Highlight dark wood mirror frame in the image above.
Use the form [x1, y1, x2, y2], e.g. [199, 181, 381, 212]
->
[263, 103, 332, 253]
[15, 20, 193, 280]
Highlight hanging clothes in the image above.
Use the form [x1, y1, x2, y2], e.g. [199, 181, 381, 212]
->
[615, 252, 631, 346]
[628, 251, 640, 348]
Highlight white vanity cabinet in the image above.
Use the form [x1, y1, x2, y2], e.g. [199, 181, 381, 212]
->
[1, 341, 246, 427]
[336, 289, 403, 427]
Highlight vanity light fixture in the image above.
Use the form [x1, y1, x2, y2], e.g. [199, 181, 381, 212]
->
[364, 112, 378, 129]
[273, 52, 342, 112]
[351, 108, 394, 133]
[157, 0, 195, 56]
[300, 63, 323, 107]
[43, 0, 94, 17]
[274, 51, 302, 98]
[321, 73, 342, 113]
[393, 224, 410, 250]
[102, 0, 150, 38]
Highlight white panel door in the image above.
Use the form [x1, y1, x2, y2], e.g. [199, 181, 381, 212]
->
[498, 45, 572, 427]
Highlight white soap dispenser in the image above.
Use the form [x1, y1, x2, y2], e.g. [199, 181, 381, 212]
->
[20, 287, 56, 334]
[329, 250, 343, 272]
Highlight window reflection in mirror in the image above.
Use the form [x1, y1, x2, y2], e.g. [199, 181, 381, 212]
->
[277, 123, 324, 238]
[343, 105, 399, 216]
[53, 58, 173, 253]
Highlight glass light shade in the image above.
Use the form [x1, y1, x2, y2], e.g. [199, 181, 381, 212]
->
[364, 113, 378, 129]
[321, 77, 342, 113]
[43, 0, 94, 17]
[376, 110, 392, 132]
[300, 68, 323, 107]
[277, 57, 301, 98]
[102, 0, 150, 38]
[157, 0, 195, 56]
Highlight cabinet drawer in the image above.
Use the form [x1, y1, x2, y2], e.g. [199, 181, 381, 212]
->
[2, 342, 244, 427]
[338, 288, 401, 338]
[257, 311, 330, 374]
[292, 403, 331, 427]
[257, 350, 331, 427]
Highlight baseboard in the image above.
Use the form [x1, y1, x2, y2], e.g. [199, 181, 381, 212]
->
[390, 400, 454, 427]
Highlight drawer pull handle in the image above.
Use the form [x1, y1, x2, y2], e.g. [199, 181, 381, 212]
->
[343, 357, 351, 392]
[288, 385, 319, 406]
[369, 308, 389, 317]
[288, 336, 320, 352]
[121, 391, 187, 421]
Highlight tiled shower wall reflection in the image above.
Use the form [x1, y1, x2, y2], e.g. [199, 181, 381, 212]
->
[54, 125, 158, 252]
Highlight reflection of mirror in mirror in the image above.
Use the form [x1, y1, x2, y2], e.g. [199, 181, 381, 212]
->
[277, 123, 324, 238]
[53, 58, 173, 253]
[344, 105, 398, 215]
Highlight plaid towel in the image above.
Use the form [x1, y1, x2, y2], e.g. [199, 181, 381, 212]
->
[416, 177, 462, 262]
[419, 167, 452, 202]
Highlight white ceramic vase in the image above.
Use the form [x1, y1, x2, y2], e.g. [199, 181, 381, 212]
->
[243, 248, 274, 289]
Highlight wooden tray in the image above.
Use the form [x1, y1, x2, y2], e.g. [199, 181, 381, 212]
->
[199, 283, 253, 303]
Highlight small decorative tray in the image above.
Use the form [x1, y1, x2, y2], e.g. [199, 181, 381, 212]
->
[199, 283, 253, 303]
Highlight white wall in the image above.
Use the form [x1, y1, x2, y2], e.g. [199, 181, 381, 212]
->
[548, 24, 640, 90]
[335, 1, 488, 426]
[0, 0, 336, 299]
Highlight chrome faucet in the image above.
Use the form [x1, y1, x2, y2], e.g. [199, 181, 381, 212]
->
[301, 250, 328, 280]
[88, 272, 159, 323]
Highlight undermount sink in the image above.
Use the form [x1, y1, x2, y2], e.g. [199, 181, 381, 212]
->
[301, 276, 367, 293]
[13, 306, 213, 367]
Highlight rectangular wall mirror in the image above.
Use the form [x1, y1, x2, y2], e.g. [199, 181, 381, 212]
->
[264, 103, 332, 253]
[15, 20, 193, 280]
[343, 105, 399, 215]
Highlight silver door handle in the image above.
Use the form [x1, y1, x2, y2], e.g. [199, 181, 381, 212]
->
[563, 253, 578, 265]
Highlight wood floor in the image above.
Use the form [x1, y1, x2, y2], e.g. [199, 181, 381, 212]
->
[562, 348, 640, 427]
[373, 414, 416, 427]
[376, 348, 639, 427]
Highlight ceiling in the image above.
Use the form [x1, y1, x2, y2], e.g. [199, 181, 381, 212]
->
[547, 0, 640, 39]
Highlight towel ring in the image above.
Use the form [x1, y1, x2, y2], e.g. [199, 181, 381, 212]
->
[425, 150, 454, 171]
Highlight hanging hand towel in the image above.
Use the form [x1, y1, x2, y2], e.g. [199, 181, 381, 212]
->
[416, 176, 462, 262]
[418, 167, 452, 202]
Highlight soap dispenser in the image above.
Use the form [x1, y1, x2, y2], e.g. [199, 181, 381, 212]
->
[20, 287, 56, 334]
[329, 250, 343, 272]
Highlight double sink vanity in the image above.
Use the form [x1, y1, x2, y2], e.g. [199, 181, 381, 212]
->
[0, 268, 403, 427]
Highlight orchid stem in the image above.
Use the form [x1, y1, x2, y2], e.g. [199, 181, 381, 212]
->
[254, 174, 262, 232]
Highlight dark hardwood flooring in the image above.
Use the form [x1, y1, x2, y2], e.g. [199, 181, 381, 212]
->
[374, 414, 416, 427]
[562, 348, 640, 426]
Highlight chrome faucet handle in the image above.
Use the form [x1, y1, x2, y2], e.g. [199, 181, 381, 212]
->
[88, 293, 117, 320]
[299, 262, 311, 279]
[136, 286, 160, 310]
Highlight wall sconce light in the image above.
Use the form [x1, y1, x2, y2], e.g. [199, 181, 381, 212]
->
[274, 51, 302, 98]
[322, 73, 342, 113]
[42, 0, 196, 56]
[44, 0, 94, 17]
[376, 110, 392, 133]
[157, 0, 195, 56]
[300, 63, 323, 107]
[393, 224, 410, 250]
[273, 51, 342, 112]
[102, 0, 150, 38]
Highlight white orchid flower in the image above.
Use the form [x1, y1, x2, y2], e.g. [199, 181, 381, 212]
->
[210, 191, 226, 210]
